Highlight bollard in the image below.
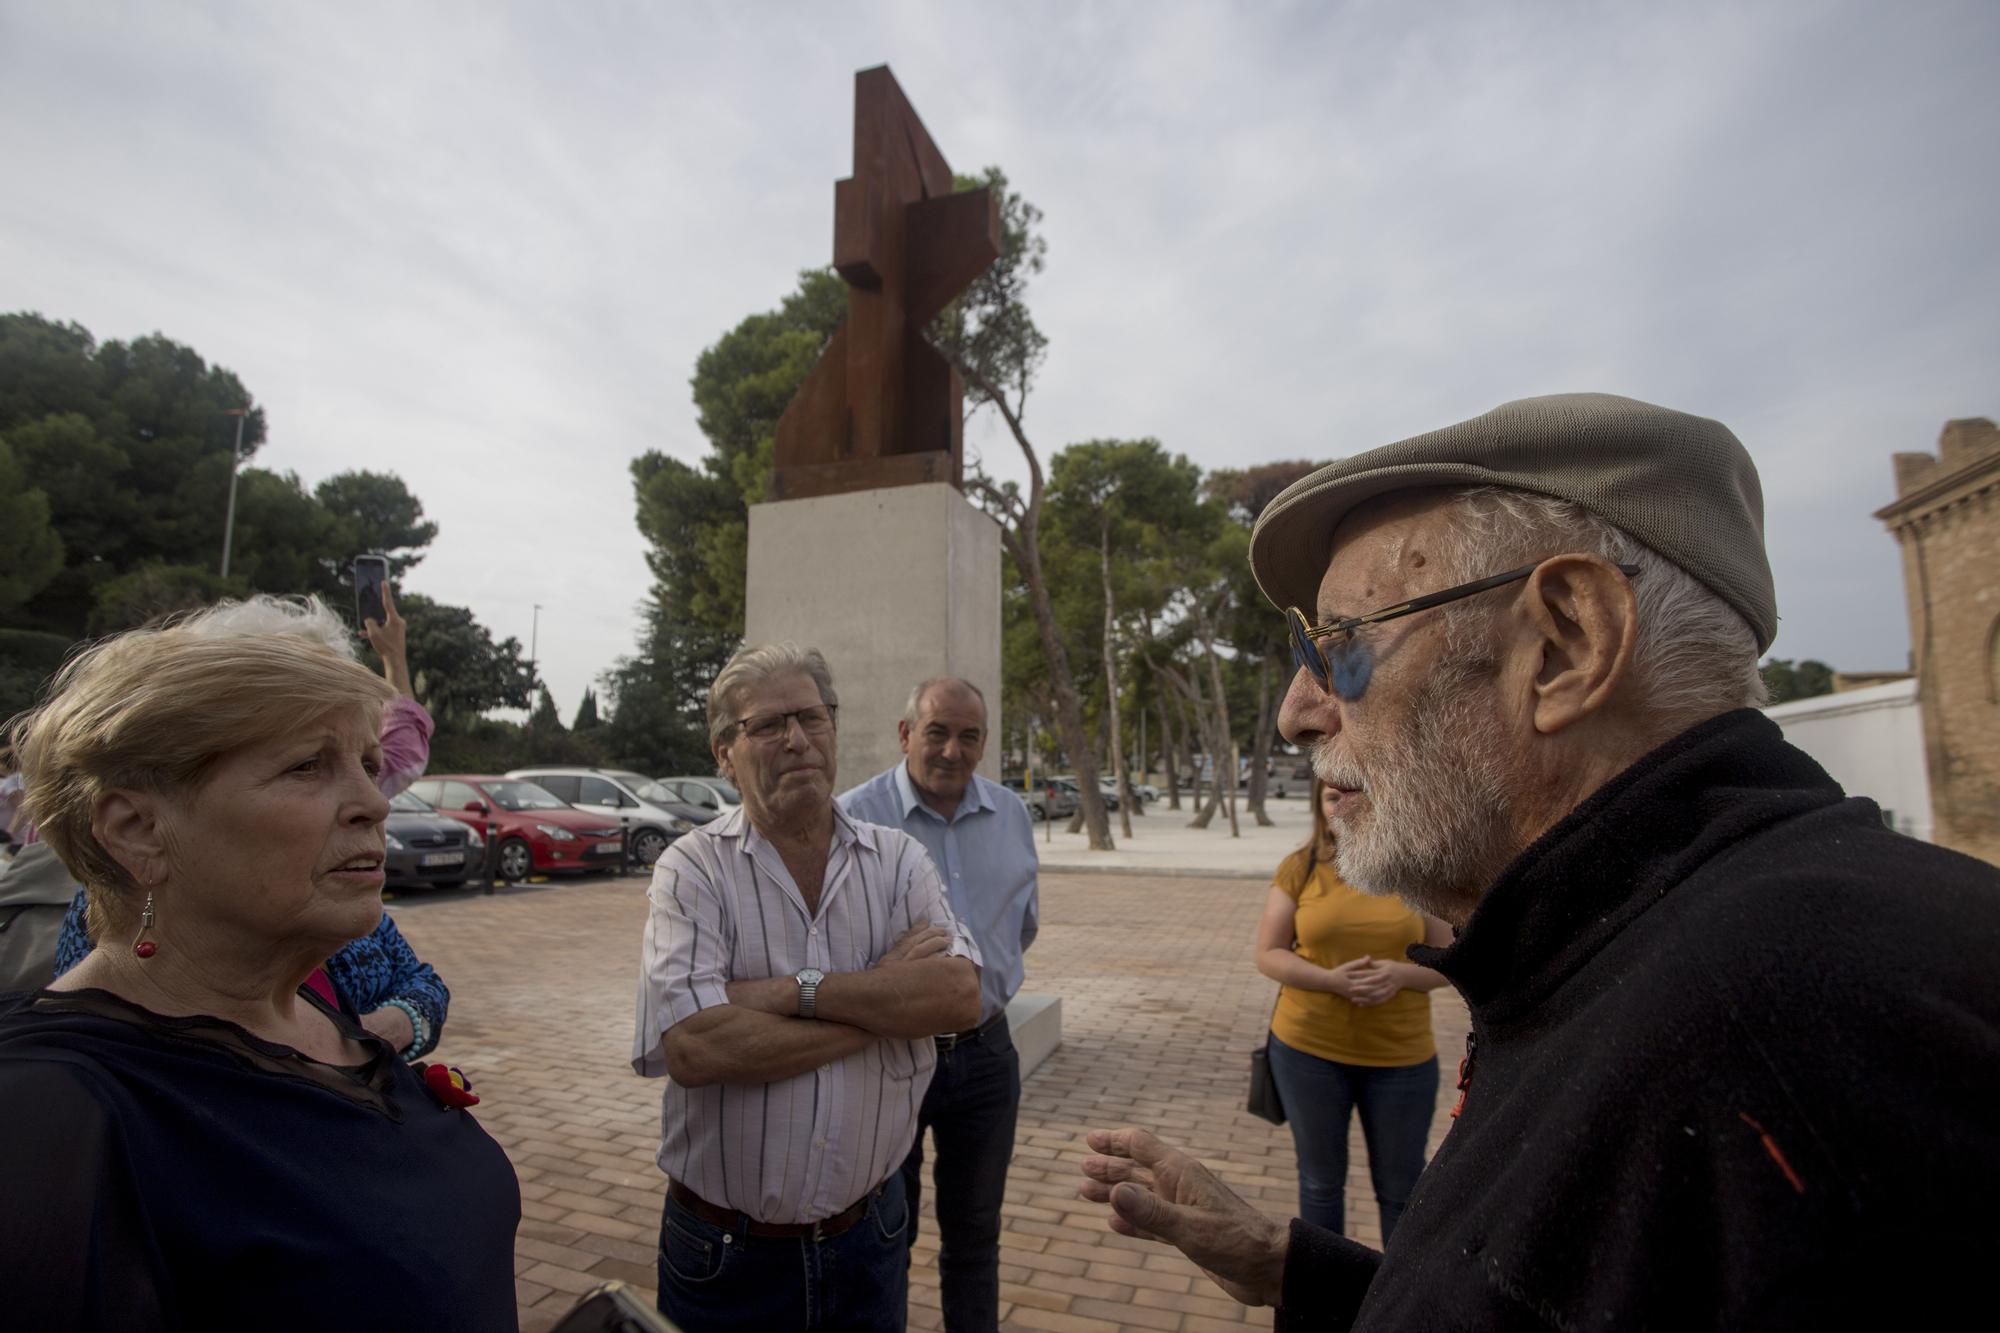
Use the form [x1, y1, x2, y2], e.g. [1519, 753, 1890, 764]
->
[481, 818, 498, 895]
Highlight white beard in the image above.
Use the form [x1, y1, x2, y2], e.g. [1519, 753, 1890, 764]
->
[1312, 659, 1515, 923]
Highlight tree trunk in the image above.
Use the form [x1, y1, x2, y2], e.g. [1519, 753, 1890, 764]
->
[1244, 653, 1276, 827]
[1019, 524, 1113, 849]
[957, 362, 1113, 851]
[1216, 740, 1232, 836]
[1159, 694, 1180, 811]
[1100, 517, 1134, 840]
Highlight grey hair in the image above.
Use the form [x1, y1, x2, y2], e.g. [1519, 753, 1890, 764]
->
[902, 677, 988, 728]
[177, 594, 358, 661]
[707, 642, 840, 749]
[1426, 487, 1768, 722]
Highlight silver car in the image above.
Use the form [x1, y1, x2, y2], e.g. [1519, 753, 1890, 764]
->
[507, 767, 699, 866]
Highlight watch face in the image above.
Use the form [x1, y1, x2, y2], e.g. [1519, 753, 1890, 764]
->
[797, 968, 826, 985]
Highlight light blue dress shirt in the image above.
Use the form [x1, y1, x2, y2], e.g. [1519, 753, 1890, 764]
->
[840, 763, 1040, 1026]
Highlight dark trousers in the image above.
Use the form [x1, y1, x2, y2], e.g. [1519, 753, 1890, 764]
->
[899, 1016, 1021, 1333]
[655, 1174, 910, 1333]
[1266, 1033, 1439, 1241]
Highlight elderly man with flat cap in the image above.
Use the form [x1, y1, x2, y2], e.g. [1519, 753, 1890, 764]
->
[1078, 393, 2000, 1328]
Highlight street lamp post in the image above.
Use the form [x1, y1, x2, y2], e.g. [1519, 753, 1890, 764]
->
[219, 407, 250, 578]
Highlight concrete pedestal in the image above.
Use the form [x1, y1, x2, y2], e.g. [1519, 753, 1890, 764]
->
[745, 483, 1002, 790]
[1005, 992, 1063, 1079]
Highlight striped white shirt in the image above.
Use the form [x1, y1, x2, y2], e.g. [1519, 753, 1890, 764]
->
[631, 804, 981, 1224]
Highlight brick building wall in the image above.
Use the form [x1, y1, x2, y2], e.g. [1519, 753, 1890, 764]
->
[1875, 418, 2000, 867]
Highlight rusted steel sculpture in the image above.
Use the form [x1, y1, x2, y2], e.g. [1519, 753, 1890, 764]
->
[768, 66, 1001, 501]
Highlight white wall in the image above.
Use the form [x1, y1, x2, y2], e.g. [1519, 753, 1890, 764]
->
[1764, 680, 1932, 840]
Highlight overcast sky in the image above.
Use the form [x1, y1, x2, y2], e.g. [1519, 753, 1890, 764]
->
[4, 1, 1995, 718]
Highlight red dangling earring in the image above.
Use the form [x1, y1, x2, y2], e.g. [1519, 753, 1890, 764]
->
[133, 891, 158, 958]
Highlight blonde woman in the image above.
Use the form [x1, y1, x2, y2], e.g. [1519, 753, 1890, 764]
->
[1255, 776, 1453, 1240]
[0, 598, 518, 1330]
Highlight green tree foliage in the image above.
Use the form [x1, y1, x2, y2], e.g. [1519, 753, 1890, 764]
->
[1204, 461, 1325, 821]
[596, 603, 729, 778]
[931, 167, 1049, 414]
[395, 592, 537, 722]
[573, 688, 601, 731]
[86, 563, 247, 636]
[530, 685, 563, 731]
[0, 437, 63, 613]
[0, 312, 441, 636]
[614, 270, 846, 767]
[937, 170, 1117, 847]
[1761, 658, 1837, 704]
[315, 471, 440, 576]
[1047, 439, 1209, 828]
[0, 313, 266, 635]
[633, 269, 846, 642]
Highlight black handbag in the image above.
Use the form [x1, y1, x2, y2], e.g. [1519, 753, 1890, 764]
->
[1247, 1040, 1285, 1125]
[1247, 990, 1286, 1125]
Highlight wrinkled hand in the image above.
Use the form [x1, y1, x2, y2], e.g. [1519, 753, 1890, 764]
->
[881, 921, 951, 964]
[1079, 1127, 1288, 1308]
[363, 582, 413, 695]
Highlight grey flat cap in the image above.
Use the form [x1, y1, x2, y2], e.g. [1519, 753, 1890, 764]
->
[1249, 392, 1777, 650]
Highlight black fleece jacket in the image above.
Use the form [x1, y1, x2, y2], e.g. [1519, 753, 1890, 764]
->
[1277, 709, 2000, 1331]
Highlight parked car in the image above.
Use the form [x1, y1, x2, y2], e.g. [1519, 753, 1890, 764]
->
[404, 775, 626, 882]
[384, 789, 483, 889]
[654, 776, 743, 819]
[1053, 776, 1117, 811]
[1099, 775, 1160, 805]
[1005, 777, 1077, 822]
[509, 767, 703, 866]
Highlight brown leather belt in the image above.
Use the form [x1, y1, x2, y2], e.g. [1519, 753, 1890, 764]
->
[667, 1179, 870, 1242]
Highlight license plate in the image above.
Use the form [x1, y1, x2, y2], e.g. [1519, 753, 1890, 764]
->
[594, 841, 623, 854]
[419, 851, 465, 867]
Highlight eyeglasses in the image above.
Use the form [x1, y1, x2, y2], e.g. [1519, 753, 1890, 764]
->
[733, 705, 838, 742]
[1286, 559, 1642, 696]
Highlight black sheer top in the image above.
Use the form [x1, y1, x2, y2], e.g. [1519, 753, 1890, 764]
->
[0, 985, 519, 1331]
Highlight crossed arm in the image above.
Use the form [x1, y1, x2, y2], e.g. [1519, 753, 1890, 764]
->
[660, 923, 980, 1088]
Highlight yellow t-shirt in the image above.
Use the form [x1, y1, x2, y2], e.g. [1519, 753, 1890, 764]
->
[1270, 854, 1435, 1067]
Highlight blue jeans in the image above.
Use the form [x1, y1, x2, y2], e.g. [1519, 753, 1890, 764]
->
[898, 1018, 1021, 1333]
[655, 1174, 910, 1333]
[1266, 1033, 1438, 1240]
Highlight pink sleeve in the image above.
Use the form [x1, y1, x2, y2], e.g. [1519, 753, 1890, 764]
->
[376, 695, 435, 797]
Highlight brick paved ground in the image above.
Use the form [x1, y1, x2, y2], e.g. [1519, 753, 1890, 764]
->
[391, 868, 1468, 1332]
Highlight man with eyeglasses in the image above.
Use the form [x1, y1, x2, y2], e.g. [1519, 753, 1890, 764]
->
[1075, 393, 1999, 1329]
[632, 642, 984, 1332]
[841, 677, 1039, 1333]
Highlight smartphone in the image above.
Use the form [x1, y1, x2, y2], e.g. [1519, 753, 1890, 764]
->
[354, 554, 390, 628]
[548, 1282, 681, 1333]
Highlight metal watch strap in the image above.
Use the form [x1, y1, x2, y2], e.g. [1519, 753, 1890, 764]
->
[796, 971, 820, 1019]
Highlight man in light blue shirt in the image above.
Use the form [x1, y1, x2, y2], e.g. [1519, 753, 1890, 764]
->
[840, 676, 1038, 1333]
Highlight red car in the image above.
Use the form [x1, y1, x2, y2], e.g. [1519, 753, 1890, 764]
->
[405, 775, 626, 882]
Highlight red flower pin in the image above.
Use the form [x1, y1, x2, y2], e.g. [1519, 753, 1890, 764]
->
[417, 1062, 480, 1109]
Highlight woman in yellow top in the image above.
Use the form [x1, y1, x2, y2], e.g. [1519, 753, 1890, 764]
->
[1256, 777, 1453, 1240]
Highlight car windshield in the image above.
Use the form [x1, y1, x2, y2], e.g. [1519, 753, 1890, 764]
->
[390, 790, 433, 813]
[481, 780, 567, 811]
[634, 781, 679, 805]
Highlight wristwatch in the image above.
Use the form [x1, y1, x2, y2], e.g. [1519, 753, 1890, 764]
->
[794, 967, 826, 1019]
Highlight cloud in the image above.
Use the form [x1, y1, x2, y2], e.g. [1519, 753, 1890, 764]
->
[3, 0, 1994, 712]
